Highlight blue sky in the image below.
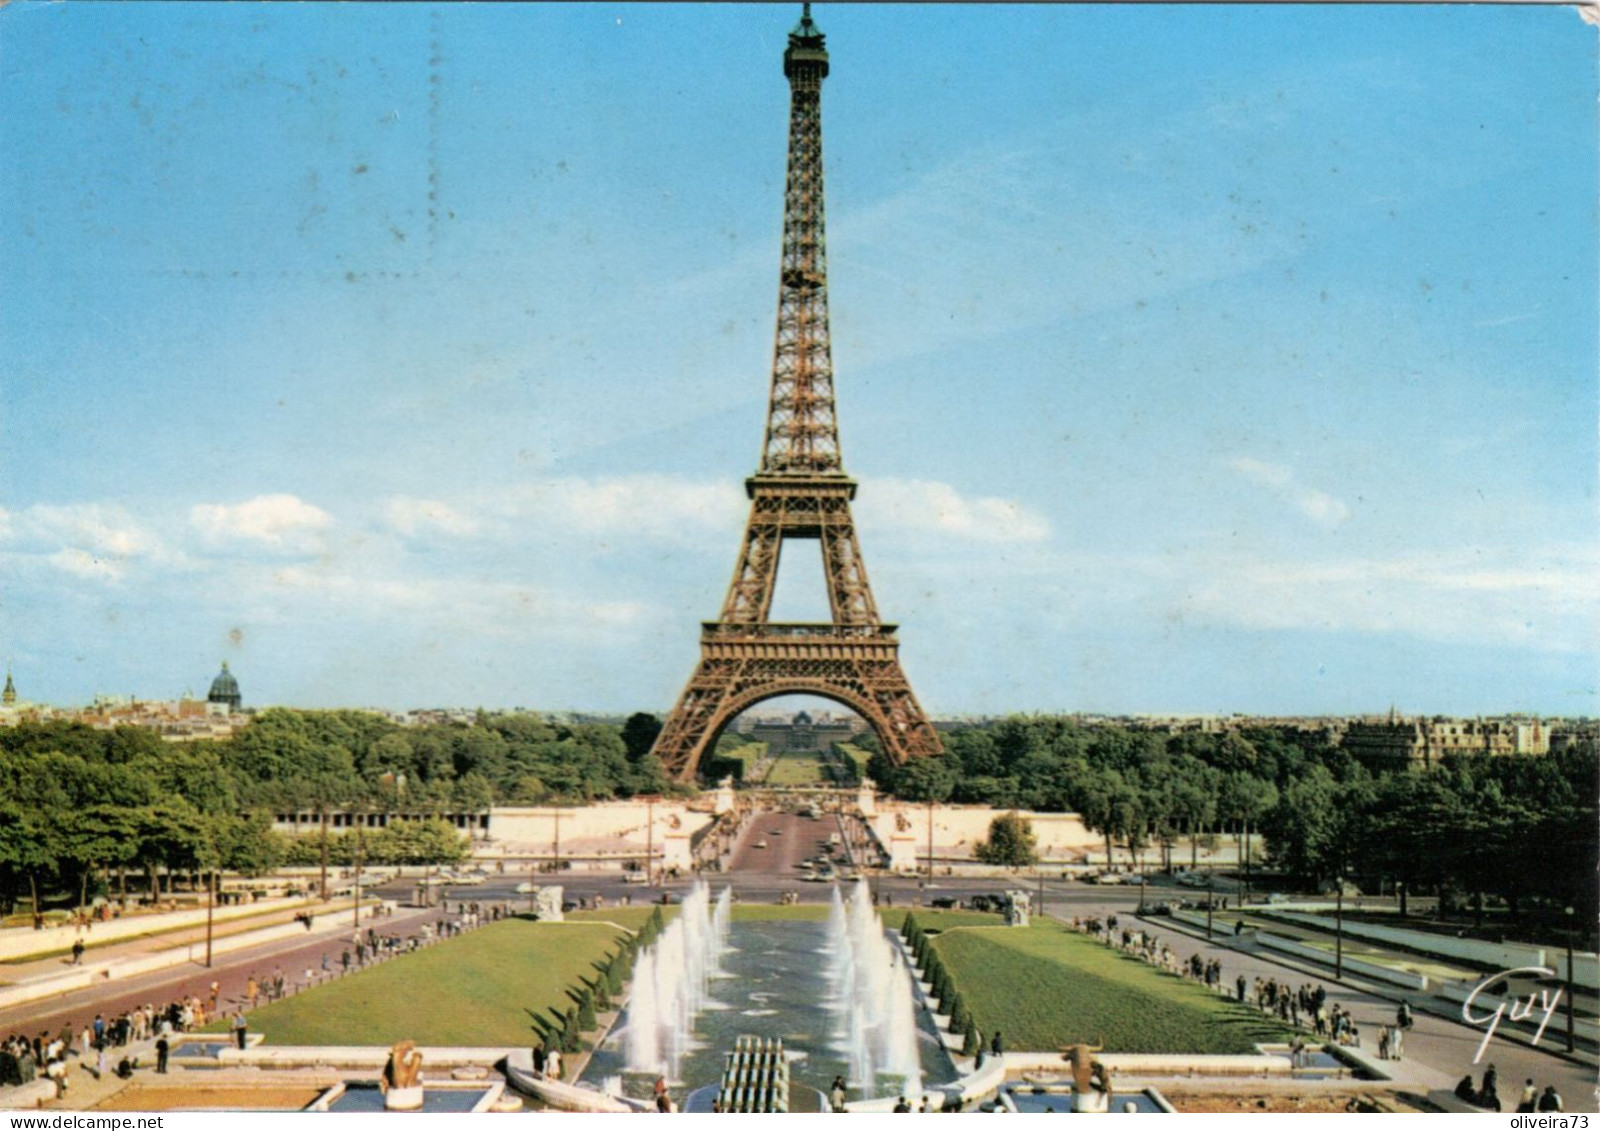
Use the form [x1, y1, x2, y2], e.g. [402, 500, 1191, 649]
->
[1, 3, 1594, 717]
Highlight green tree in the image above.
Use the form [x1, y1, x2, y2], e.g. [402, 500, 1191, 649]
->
[974, 812, 1037, 868]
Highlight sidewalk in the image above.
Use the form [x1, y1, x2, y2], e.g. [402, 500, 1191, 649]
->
[2, 899, 341, 973]
[0, 897, 380, 1012]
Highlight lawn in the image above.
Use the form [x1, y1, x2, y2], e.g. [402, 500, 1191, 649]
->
[764, 749, 829, 785]
[834, 742, 873, 779]
[217, 918, 630, 1047]
[930, 925, 1292, 1054]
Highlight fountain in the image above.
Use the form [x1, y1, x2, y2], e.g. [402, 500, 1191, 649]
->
[624, 882, 732, 1081]
[824, 880, 923, 1100]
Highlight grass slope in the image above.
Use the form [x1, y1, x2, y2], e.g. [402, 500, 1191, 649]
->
[931, 925, 1292, 1054]
[227, 919, 628, 1047]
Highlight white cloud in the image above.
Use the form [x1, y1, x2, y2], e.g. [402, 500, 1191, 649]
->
[857, 478, 1050, 544]
[384, 497, 480, 538]
[1177, 545, 1598, 653]
[21, 503, 162, 558]
[190, 494, 333, 553]
[1229, 456, 1350, 528]
[49, 547, 125, 582]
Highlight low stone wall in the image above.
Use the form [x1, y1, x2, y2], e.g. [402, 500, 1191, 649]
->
[0, 899, 379, 1012]
[1001, 1051, 1289, 1078]
[0, 896, 317, 963]
[221, 1045, 514, 1071]
[1266, 911, 1547, 972]
[0, 1079, 58, 1110]
[1254, 932, 1430, 992]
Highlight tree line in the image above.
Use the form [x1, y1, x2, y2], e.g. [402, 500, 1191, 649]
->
[0, 709, 680, 915]
[859, 716, 1598, 923]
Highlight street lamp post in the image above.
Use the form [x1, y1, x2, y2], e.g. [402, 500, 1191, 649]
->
[1565, 905, 1576, 1054]
[1206, 888, 1214, 940]
[354, 809, 365, 928]
[926, 798, 935, 884]
[206, 870, 216, 966]
[646, 797, 656, 886]
[1138, 872, 1147, 914]
[552, 808, 563, 875]
[1334, 876, 1345, 980]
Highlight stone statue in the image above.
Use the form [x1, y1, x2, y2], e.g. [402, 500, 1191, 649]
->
[381, 1040, 425, 1110]
[535, 885, 564, 922]
[1004, 890, 1031, 927]
[1060, 1042, 1111, 1113]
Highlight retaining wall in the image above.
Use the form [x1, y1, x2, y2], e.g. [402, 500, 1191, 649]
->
[0, 896, 317, 963]
[1266, 911, 1547, 972]
[1254, 932, 1430, 991]
[0, 899, 378, 1012]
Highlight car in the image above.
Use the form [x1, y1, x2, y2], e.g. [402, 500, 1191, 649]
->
[622, 872, 650, 884]
[768, 829, 782, 836]
[930, 897, 958, 909]
[1095, 872, 1126, 885]
[754, 840, 769, 849]
[514, 881, 536, 894]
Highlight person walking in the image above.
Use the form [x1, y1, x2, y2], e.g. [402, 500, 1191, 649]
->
[155, 1036, 169, 1075]
[230, 1011, 248, 1051]
[830, 1075, 847, 1112]
[1390, 1022, 1403, 1061]
[71, 939, 85, 966]
[1537, 1086, 1564, 1113]
[1516, 1079, 1537, 1113]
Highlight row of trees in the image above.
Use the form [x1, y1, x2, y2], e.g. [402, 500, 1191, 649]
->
[863, 716, 1598, 922]
[0, 709, 679, 915]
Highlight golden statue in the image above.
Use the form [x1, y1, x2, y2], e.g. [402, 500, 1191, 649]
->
[382, 1040, 424, 1092]
[1060, 1042, 1112, 1113]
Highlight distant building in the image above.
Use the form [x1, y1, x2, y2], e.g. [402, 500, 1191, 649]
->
[2, 671, 14, 707]
[748, 709, 858, 753]
[207, 662, 242, 712]
[1341, 710, 1550, 771]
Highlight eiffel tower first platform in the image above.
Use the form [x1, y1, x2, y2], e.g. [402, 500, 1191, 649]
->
[651, 6, 942, 782]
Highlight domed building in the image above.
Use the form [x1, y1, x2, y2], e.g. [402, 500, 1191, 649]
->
[207, 661, 242, 712]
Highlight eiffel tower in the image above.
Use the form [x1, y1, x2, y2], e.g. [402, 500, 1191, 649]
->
[651, 5, 942, 781]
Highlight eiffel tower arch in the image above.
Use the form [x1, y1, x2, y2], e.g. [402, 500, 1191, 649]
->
[651, 6, 942, 781]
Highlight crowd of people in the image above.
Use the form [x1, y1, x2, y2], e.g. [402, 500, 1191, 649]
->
[1455, 1064, 1565, 1113]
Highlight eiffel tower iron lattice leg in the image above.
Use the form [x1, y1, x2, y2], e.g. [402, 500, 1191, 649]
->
[651, 7, 940, 781]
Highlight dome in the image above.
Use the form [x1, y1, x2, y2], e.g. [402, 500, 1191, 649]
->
[207, 661, 242, 709]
